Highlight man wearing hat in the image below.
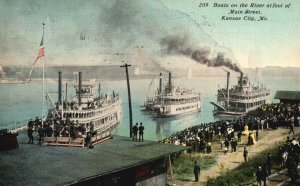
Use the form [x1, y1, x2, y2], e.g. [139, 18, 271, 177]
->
[138, 122, 144, 142]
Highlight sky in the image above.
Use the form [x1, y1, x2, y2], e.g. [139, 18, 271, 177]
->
[161, 0, 300, 68]
[0, 0, 299, 70]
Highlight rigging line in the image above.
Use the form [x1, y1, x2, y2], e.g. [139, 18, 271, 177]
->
[217, 83, 228, 104]
[46, 91, 61, 118]
[146, 75, 156, 98]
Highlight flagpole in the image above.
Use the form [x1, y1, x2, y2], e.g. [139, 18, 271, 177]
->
[42, 23, 45, 127]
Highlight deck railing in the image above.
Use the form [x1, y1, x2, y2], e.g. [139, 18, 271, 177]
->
[0, 122, 28, 133]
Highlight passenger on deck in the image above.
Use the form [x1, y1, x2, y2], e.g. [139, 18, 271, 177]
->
[27, 119, 34, 129]
[38, 126, 44, 145]
[34, 117, 40, 127]
[28, 127, 34, 144]
[132, 123, 138, 141]
[139, 122, 144, 142]
[78, 124, 86, 135]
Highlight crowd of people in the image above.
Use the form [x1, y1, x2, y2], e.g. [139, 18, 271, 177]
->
[255, 137, 300, 186]
[277, 137, 300, 185]
[162, 103, 300, 152]
[27, 116, 93, 145]
[161, 103, 300, 184]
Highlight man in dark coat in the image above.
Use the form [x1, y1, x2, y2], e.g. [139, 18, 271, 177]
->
[261, 165, 268, 186]
[38, 126, 44, 145]
[243, 147, 248, 162]
[27, 119, 34, 128]
[256, 166, 263, 186]
[266, 153, 273, 175]
[28, 127, 34, 144]
[193, 161, 200, 182]
[138, 122, 144, 142]
[132, 123, 138, 141]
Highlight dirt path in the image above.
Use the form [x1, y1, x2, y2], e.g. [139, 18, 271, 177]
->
[168, 127, 299, 186]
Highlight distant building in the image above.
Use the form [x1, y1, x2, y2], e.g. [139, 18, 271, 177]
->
[274, 91, 300, 104]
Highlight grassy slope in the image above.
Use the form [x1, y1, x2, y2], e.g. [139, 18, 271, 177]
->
[172, 152, 217, 181]
[206, 143, 283, 186]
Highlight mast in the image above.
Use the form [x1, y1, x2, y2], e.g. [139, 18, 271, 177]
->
[41, 22, 45, 126]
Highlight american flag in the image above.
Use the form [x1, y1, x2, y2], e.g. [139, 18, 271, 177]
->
[37, 47, 45, 58]
[27, 24, 45, 82]
[33, 47, 45, 65]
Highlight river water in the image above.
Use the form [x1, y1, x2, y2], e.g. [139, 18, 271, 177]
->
[0, 74, 299, 141]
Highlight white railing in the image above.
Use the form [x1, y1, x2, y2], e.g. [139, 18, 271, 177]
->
[0, 122, 28, 133]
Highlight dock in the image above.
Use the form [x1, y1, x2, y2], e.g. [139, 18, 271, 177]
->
[0, 133, 187, 186]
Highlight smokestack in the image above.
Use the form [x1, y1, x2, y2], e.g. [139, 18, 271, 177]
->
[168, 72, 172, 93]
[240, 72, 243, 91]
[58, 71, 62, 105]
[65, 82, 68, 101]
[78, 72, 82, 106]
[226, 72, 230, 108]
[159, 72, 162, 94]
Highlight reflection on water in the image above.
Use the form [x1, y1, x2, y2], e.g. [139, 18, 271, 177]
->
[152, 111, 202, 139]
[213, 114, 241, 121]
[1, 75, 300, 141]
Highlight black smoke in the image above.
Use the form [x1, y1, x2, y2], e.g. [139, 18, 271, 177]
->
[160, 34, 242, 73]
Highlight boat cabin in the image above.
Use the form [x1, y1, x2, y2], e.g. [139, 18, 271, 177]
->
[75, 84, 95, 107]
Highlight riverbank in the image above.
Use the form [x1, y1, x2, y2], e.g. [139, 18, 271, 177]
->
[168, 126, 300, 186]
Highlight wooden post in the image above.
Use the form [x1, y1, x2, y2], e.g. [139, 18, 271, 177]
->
[120, 63, 133, 138]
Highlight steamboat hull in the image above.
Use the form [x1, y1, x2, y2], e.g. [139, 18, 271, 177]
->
[157, 100, 201, 117]
[213, 110, 244, 116]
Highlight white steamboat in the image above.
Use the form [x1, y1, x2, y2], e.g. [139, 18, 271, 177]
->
[211, 72, 271, 115]
[144, 72, 201, 117]
[44, 72, 122, 146]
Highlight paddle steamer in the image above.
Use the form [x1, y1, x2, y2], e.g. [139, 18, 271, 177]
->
[211, 72, 271, 115]
[43, 72, 122, 146]
[144, 72, 201, 117]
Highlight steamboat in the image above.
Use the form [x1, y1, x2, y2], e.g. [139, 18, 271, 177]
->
[144, 72, 201, 117]
[43, 72, 122, 147]
[211, 72, 271, 115]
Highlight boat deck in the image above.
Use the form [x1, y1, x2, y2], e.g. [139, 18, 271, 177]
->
[0, 133, 187, 186]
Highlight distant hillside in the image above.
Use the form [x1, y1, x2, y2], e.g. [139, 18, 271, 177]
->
[1, 65, 300, 81]
[1, 65, 153, 81]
